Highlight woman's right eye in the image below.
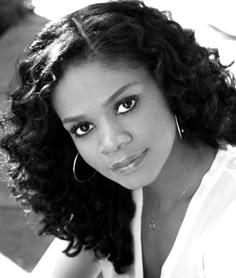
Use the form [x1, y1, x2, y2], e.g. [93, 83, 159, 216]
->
[71, 122, 94, 138]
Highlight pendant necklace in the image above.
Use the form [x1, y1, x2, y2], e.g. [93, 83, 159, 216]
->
[149, 218, 156, 229]
[149, 181, 195, 230]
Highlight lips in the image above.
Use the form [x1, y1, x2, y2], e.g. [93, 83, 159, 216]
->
[110, 149, 148, 171]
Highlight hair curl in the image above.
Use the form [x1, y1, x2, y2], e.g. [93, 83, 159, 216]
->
[1, 0, 236, 274]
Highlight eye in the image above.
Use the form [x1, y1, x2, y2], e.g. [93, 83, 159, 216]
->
[116, 96, 138, 115]
[71, 122, 94, 138]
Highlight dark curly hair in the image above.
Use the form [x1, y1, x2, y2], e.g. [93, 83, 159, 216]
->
[1, 0, 236, 274]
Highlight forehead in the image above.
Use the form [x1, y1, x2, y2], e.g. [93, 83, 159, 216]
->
[52, 61, 150, 119]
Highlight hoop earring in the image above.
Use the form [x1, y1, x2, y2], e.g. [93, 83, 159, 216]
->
[73, 153, 97, 182]
[175, 114, 184, 140]
[64, 213, 74, 232]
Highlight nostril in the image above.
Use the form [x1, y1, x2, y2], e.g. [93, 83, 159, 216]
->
[99, 132, 133, 155]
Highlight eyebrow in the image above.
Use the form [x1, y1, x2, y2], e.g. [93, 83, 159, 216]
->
[62, 81, 140, 124]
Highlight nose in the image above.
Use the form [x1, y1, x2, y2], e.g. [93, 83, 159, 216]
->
[98, 120, 132, 155]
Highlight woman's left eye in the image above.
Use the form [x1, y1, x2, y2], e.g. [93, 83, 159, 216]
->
[116, 96, 138, 114]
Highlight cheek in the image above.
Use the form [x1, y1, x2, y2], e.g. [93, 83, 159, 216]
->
[131, 108, 166, 142]
[137, 105, 176, 159]
[73, 140, 96, 166]
[74, 141, 105, 173]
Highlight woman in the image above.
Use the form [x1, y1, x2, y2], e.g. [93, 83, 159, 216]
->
[1, 1, 236, 277]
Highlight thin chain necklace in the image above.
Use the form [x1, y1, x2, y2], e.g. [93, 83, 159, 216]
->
[148, 142, 205, 230]
[149, 181, 195, 230]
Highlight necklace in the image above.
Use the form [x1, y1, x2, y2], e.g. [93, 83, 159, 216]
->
[148, 181, 195, 230]
[147, 143, 205, 230]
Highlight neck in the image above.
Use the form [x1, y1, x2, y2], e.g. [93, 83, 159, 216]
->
[143, 134, 217, 211]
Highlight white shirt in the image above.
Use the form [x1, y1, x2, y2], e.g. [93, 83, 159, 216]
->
[100, 148, 236, 278]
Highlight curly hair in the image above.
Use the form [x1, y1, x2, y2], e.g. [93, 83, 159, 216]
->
[1, 0, 236, 274]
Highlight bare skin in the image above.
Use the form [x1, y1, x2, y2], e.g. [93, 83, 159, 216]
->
[141, 136, 217, 278]
[52, 61, 218, 277]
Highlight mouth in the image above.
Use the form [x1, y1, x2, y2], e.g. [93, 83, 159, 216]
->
[110, 149, 148, 174]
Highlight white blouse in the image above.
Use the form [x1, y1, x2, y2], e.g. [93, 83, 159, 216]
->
[100, 148, 236, 278]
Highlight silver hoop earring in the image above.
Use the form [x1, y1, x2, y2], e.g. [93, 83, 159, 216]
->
[64, 213, 74, 232]
[73, 153, 96, 182]
[175, 114, 184, 140]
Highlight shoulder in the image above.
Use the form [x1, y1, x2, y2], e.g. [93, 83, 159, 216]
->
[202, 148, 236, 277]
[207, 147, 236, 190]
[218, 146, 236, 170]
[31, 238, 101, 278]
[202, 198, 236, 277]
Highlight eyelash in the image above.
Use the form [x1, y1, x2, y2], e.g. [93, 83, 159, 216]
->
[70, 95, 139, 138]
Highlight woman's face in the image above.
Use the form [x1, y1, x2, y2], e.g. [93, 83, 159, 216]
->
[52, 61, 176, 190]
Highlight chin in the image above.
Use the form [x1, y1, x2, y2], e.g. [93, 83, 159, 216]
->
[117, 175, 152, 191]
[119, 183, 143, 191]
[104, 165, 157, 190]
